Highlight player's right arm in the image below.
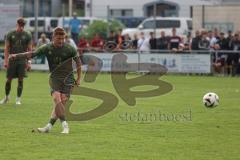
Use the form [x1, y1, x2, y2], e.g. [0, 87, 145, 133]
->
[9, 51, 33, 60]
[9, 44, 46, 60]
[4, 40, 10, 68]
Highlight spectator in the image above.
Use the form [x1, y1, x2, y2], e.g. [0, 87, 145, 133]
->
[149, 32, 157, 51]
[213, 28, 220, 40]
[78, 35, 89, 55]
[226, 30, 233, 49]
[208, 30, 218, 50]
[115, 29, 124, 49]
[37, 33, 50, 48]
[65, 34, 77, 50]
[184, 33, 192, 51]
[212, 32, 229, 74]
[123, 33, 131, 41]
[91, 33, 104, 52]
[157, 31, 169, 50]
[137, 32, 150, 52]
[217, 32, 228, 50]
[198, 31, 210, 50]
[191, 30, 201, 50]
[229, 34, 240, 51]
[122, 33, 132, 50]
[228, 34, 240, 76]
[36, 33, 50, 64]
[107, 30, 116, 42]
[69, 12, 81, 44]
[168, 28, 182, 51]
[132, 33, 139, 50]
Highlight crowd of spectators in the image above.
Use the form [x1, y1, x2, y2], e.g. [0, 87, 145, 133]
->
[36, 27, 240, 76]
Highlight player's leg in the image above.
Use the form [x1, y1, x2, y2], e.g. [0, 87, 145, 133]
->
[59, 94, 70, 134]
[37, 105, 58, 133]
[0, 78, 12, 104]
[16, 77, 24, 105]
[37, 91, 63, 133]
[15, 63, 27, 104]
[0, 62, 16, 104]
[51, 92, 69, 134]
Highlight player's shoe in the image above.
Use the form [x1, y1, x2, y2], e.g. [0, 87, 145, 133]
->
[61, 121, 69, 134]
[37, 123, 52, 133]
[16, 97, 21, 105]
[0, 96, 10, 104]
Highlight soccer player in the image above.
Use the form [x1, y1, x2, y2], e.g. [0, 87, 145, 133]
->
[0, 17, 32, 105]
[9, 27, 81, 134]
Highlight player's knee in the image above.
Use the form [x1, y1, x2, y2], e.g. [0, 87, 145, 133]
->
[53, 97, 61, 104]
[52, 92, 61, 103]
[61, 95, 68, 104]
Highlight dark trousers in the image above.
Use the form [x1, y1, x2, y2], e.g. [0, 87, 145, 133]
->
[71, 32, 79, 45]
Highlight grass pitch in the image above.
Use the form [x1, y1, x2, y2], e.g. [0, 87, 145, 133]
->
[0, 71, 239, 160]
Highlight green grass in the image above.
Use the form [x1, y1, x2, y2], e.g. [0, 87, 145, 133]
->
[0, 71, 239, 160]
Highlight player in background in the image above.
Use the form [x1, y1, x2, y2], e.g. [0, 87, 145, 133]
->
[9, 27, 81, 134]
[0, 17, 32, 105]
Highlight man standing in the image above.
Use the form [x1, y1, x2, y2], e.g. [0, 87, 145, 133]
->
[0, 17, 32, 105]
[9, 27, 81, 134]
[69, 12, 81, 44]
[168, 28, 182, 51]
[157, 31, 169, 50]
[137, 32, 150, 52]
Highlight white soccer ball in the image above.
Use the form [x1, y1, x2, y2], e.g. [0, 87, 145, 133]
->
[202, 92, 219, 108]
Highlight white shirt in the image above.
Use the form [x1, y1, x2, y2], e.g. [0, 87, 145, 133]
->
[65, 38, 78, 50]
[137, 38, 150, 52]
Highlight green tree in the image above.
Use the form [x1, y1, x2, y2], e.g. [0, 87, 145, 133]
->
[79, 19, 124, 40]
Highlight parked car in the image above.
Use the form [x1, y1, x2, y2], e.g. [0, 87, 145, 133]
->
[122, 17, 192, 38]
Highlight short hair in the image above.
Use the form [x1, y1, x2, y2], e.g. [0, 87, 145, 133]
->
[40, 33, 46, 38]
[17, 17, 26, 26]
[53, 27, 66, 36]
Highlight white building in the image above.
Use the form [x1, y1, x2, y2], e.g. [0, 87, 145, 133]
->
[85, 0, 215, 18]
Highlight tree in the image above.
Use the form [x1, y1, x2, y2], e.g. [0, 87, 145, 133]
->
[79, 19, 124, 40]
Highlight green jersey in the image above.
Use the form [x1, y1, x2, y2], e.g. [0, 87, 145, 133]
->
[6, 30, 32, 64]
[34, 43, 78, 80]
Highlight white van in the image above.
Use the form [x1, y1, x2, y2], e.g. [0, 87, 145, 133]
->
[25, 16, 104, 34]
[24, 17, 59, 33]
[122, 17, 192, 38]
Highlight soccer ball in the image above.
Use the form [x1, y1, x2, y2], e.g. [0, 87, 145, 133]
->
[202, 92, 219, 108]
